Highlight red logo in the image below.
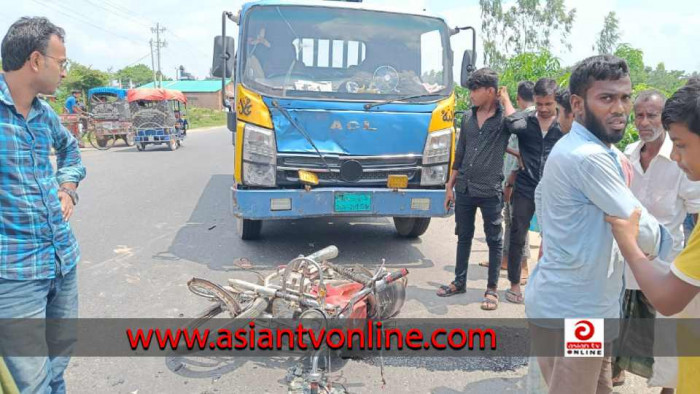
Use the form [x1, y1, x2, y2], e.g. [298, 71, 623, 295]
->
[574, 320, 595, 341]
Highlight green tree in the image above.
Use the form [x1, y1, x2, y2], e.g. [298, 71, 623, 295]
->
[114, 64, 154, 87]
[479, 0, 576, 71]
[613, 44, 647, 86]
[61, 60, 110, 93]
[595, 12, 620, 55]
[647, 62, 687, 95]
[500, 51, 564, 102]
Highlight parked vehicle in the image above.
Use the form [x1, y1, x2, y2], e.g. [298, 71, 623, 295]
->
[87, 87, 135, 150]
[212, 1, 477, 239]
[127, 88, 187, 151]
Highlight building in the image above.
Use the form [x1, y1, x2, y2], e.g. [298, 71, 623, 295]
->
[138, 80, 233, 110]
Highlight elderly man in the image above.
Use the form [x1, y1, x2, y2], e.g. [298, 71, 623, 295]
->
[612, 90, 700, 391]
[0, 17, 85, 392]
[526, 55, 672, 392]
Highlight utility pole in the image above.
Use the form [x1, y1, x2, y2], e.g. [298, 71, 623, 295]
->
[149, 39, 157, 86]
[150, 23, 167, 87]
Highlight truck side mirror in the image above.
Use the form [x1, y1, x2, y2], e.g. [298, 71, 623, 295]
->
[460, 50, 477, 88]
[212, 36, 235, 78]
[227, 111, 237, 135]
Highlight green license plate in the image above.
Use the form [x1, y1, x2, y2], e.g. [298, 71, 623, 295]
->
[334, 192, 372, 212]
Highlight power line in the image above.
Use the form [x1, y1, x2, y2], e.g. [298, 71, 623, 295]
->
[31, 0, 146, 47]
[120, 53, 152, 69]
[83, 0, 151, 29]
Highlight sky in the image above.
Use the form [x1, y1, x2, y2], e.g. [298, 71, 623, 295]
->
[1, 0, 698, 81]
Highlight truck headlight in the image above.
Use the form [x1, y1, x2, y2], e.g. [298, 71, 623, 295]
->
[421, 164, 448, 186]
[421, 128, 451, 186]
[242, 123, 276, 186]
[422, 129, 452, 165]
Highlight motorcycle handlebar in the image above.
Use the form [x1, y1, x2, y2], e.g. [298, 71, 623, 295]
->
[384, 268, 409, 284]
[305, 245, 339, 263]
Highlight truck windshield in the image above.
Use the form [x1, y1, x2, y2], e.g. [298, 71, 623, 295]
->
[241, 5, 452, 102]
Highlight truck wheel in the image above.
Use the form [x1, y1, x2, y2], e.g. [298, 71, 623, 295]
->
[168, 138, 178, 151]
[393, 217, 431, 238]
[237, 218, 262, 240]
[136, 143, 146, 151]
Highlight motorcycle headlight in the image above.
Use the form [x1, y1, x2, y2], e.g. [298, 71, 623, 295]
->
[243, 123, 276, 186]
[422, 128, 452, 165]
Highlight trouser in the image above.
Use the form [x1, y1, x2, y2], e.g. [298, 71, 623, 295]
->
[503, 199, 531, 257]
[508, 191, 536, 285]
[0, 266, 78, 394]
[453, 190, 503, 289]
[530, 324, 613, 394]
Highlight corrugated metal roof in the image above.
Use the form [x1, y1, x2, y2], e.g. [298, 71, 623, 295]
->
[138, 80, 226, 93]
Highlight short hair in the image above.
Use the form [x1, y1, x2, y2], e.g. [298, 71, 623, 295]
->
[1, 17, 65, 72]
[634, 89, 666, 109]
[555, 88, 572, 114]
[534, 78, 558, 97]
[71, 89, 80, 94]
[569, 55, 629, 98]
[662, 83, 700, 136]
[517, 81, 534, 102]
[467, 68, 498, 92]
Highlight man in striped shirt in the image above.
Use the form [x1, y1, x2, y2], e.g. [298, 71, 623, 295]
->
[0, 17, 86, 392]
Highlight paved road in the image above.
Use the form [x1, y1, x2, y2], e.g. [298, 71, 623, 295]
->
[63, 127, 651, 393]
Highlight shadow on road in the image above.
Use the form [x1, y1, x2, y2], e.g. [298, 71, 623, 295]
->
[165, 175, 433, 272]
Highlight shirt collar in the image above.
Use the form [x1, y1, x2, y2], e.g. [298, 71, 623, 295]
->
[630, 132, 673, 162]
[0, 73, 45, 115]
[471, 101, 503, 115]
[571, 121, 616, 153]
[0, 74, 14, 107]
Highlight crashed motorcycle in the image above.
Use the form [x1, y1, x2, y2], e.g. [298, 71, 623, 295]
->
[183, 246, 409, 393]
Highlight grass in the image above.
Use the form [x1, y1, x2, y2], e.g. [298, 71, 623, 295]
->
[186, 107, 227, 129]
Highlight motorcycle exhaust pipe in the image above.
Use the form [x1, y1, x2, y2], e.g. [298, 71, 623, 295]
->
[305, 246, 338, 263]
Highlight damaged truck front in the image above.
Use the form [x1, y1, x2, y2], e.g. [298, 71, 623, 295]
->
[213, 0, 476, 240]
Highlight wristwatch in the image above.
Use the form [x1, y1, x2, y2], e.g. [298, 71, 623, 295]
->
[59, 187, 79, 206]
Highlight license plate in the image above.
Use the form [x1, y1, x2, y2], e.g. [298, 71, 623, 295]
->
[334, 192, 371, 212]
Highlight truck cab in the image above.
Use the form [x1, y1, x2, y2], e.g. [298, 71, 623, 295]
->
[214, 0, 476, 239]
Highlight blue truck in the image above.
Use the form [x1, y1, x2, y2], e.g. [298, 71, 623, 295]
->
[212, 0, 476, 239]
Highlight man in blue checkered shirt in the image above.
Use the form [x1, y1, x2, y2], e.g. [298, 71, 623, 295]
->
[0, 17, 86, 393]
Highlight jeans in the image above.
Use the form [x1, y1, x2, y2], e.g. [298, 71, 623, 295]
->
[453, 190, 503, 289]
[508, 191, 536, 285]
[503, 200, 530, 258]
[0, 265, 78, 394]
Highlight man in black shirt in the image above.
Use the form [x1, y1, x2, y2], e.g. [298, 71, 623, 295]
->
[503, 78, 564, 304]
[437, 68, 515, 310]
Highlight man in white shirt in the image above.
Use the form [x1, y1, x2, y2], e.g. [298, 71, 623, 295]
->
[614, 89, 700, 390]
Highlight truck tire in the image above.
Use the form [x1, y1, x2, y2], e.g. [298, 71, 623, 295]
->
[237, 218, 262, 240]
[123, 133, 135, 146]
[393, 217, 431, 238]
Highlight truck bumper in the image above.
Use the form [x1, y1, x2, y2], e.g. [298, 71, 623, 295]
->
[231, 186, 452, 220]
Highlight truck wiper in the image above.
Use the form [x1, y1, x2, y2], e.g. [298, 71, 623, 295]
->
[363, 93, 444, 110]
[270, 100, 333, 174]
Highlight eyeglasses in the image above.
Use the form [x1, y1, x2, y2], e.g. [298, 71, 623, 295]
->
[42, 54, 68, 71]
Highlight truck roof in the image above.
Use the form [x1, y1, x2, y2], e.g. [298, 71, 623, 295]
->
[240, 0, 445, 23]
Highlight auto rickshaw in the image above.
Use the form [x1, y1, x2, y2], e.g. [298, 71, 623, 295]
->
[87, 87, 134, 149]
[127, 88, 187, 151]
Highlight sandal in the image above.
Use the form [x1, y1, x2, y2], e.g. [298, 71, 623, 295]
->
[436, 282, 466, 297]
[612, 370, 625, 387]
[505, 289, 524, 304]
[481, 290, 499, 310]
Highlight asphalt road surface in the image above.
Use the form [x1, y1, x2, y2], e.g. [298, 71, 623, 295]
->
[63, 127, 652, 393]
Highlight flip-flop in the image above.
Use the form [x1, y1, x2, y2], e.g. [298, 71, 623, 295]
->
[505, 289, 524, 304]
[481, 290, 499, 310]
[436, 283, 466, 297]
